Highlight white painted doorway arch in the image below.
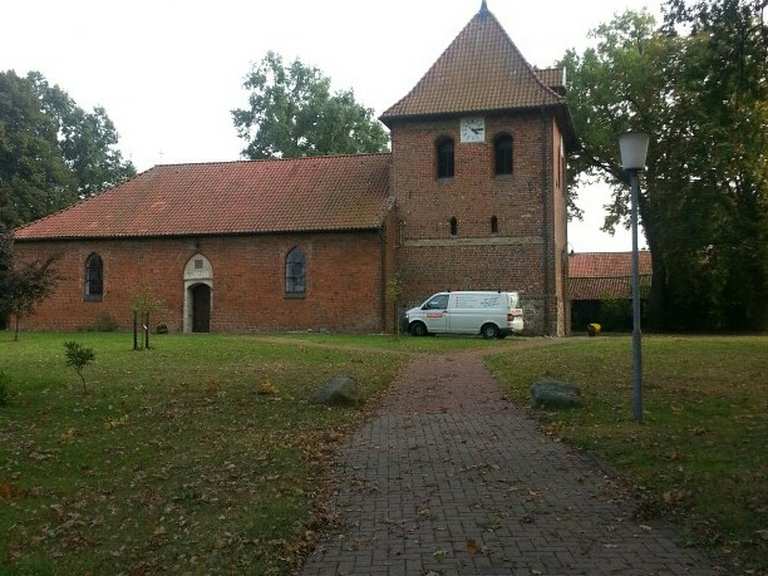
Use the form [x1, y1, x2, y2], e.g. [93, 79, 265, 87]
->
[183, 254, 213, 333]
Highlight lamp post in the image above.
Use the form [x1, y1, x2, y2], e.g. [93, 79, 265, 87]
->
[619, 132, 649, 423]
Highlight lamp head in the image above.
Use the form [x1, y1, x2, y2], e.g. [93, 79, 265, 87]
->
[619, 132, 649, 171]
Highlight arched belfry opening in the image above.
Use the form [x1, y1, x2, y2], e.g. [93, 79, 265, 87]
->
[183, 254, 213, 333]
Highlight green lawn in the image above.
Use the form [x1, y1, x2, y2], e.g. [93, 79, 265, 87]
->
[266, 331, 528, 353]
[0, 332, 403, 575]
[488, 335, 768, 572]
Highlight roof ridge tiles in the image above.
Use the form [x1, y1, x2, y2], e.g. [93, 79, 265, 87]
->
[154, 151, 392, 169]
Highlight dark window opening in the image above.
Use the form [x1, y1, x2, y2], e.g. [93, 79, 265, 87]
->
[285, 247, 306, 296]
[84, 253, 103, 301]
[449, 217, 458, 237]
[491, 215, 499, 234]
[494, 133, 514, 175]
[436, 137, 455, 179]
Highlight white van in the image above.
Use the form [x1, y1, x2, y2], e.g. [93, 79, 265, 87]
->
[405, 291, 524, 338]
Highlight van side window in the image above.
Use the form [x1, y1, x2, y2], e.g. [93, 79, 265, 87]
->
[423, 294, 449, 310]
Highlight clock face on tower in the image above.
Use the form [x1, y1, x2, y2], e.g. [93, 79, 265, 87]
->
[460, 117, 485, 143]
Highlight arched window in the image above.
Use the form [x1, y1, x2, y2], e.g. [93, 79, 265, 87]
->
[490, 215, 499, 234]
[285, 247, 306, 296]
[436, 137, 455, 179]
[494, 133, 514, 175]
[84, 253, 103, 301]
[449, 217, 458, 237]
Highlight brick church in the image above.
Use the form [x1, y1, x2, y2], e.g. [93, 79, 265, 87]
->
[14, 3, 575, 336]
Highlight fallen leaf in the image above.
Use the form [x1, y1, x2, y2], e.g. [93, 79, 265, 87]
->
[466, 538, 480, 557]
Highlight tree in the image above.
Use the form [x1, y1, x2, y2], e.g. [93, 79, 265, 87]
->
[0, 70, 135, 229]
[385, 274, 403, 338]
[0, 226, 58, 340]
[28, 73, 136, 197]
[662, 0, 768, 330]
[232, 52, 389, 159]
[131, 286, 167, 350]
[562, 2, 768, 331]
[0, 225, 10, 330]
[0, 71, 74, 228]
[64, 341, 95, 393]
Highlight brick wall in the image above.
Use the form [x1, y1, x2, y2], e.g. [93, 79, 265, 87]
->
[14, 231, 385, 333]
[390, 110, 567, 335]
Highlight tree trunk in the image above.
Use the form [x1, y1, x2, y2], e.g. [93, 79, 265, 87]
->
[393, 301, 399, 338]
[133, 310, 139, 351]
[637, 174, 666, 333]
[642, 221, 667, 333]
[14, 315, 19, 342]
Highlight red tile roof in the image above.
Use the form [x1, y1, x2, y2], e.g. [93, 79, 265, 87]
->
[568, 252, 653, 301]
[380, 7, 565, 122]
[15, 154, 392, 241]
[534, 68, 566, 94]
[569, 252, 653, 278]
[569, 277, 652, 301]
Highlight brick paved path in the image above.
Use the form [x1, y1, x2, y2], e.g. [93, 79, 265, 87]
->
[301, 348, 716, 576]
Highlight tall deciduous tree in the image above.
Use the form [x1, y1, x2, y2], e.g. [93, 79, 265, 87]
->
[0, 70, 135, 229]
[232, 52, 389, 159]
[663, 0, 768, 330]
[562, 2, 768, 331]
[0, 71, 74, 228]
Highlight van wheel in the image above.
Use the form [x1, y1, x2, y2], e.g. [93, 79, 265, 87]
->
[409, 321, 428, 337]
[481, 323, 499, 339]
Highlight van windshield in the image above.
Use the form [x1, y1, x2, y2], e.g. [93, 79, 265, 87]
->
[423, 294, 449, 310]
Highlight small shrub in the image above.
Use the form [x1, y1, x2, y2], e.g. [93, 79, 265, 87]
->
[156, 323, 169, 335]
[0, 372, 10, 406]
[64, 341, 96, 393]
[90, 313, 119, 332]
[587, 323, 602, 337]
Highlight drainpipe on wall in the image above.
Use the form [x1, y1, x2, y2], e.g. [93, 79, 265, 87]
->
[379, 225, 388, 333]
[540, 109, 552, 335]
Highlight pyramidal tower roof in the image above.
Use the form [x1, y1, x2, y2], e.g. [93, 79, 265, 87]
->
[381, 3, 565, 122]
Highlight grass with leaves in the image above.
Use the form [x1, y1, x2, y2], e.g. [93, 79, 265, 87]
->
[0, 332, 403, 575]
[267, 331, 528, 353]
[487, 335, 768, 572]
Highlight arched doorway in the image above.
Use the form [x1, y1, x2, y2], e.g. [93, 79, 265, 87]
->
[183, 254, 213, 333]
[190, 283, 211, 333]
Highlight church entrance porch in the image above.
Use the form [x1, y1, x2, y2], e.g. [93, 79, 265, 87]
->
[183, 254, 213, 333]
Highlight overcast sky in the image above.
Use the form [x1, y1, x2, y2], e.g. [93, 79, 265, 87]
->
[1, 0, 657, 251]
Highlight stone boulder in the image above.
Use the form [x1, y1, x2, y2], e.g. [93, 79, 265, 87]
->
[531, 378, 582, 409]
[312, 375, 361, 406]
